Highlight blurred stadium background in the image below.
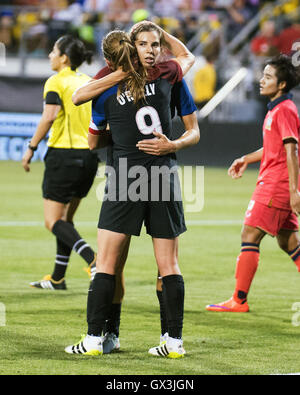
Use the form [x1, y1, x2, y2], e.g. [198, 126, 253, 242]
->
[1, 0, 300, 165]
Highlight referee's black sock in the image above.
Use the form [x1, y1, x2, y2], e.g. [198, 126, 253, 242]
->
[52, 220, 95, 265]
[51, 236, 72, 281]
[162, 274, 185, 340]
[87, 273, 116, 337]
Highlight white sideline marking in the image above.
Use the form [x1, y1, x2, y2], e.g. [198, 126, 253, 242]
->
[0, 220, 243, 227]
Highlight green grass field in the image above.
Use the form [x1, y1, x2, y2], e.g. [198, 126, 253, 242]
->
[1, 160, 300, 375]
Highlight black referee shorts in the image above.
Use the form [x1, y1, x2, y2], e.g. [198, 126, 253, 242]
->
[98, 163, 186, 239]
[42, 147, 99, 204]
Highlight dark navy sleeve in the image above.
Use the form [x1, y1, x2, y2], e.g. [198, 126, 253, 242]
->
[170, 79, 197, 118]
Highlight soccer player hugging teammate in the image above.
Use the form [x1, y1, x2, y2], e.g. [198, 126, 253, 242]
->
[65, 22, 199, 358]
[206, 54, 300, 313]
[22, 36, 98, 290]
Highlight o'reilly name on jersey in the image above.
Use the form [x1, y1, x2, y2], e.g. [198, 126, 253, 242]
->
[117, 83, 155, 105]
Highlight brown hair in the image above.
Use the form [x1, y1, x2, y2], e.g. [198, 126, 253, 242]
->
[102, 30, 147, 104]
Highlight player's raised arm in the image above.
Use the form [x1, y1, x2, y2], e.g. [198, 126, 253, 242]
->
[72, 69, 128, 106]
[160, 28, 195, 76]
[228, 148, 263, 179]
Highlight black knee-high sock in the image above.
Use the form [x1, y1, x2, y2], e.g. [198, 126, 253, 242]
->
[104, 303, 122, 337]
[162, 275, 185, 339]
[51, 237, 72, 281]
[87, 273, 116, 337]
[52, 220, 95, 265]
[156, 290, 168, 336]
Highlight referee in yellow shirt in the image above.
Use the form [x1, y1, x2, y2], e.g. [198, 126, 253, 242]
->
[22, 35, 98, 290]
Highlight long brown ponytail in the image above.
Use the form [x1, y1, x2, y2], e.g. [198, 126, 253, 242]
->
[101, 30, 147, 104]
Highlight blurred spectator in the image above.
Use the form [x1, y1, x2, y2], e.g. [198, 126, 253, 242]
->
[277, 20, 300, 55]
[47, 0, 83, 50]
[180, 14, 199, 42]
[178, 0, 202, 11]
[250, 20, 280, 57]
[52, 0, 83, 25]
[0, 10, 15, 50]
[246, 0, 260, 14]
[193, 50, 217, 109]
[201, 0, 233, 11]
[226, 0, 253, 42]
[104, 0, 131, 28]
[153, 0, 183, 17]
[83, 0, 112, 12]
[25, 12, 48, 54]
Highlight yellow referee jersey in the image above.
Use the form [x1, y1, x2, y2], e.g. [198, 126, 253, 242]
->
[43, 67, 91, 149]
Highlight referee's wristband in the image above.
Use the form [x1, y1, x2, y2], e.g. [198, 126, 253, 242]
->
[28, 141, 38, 151]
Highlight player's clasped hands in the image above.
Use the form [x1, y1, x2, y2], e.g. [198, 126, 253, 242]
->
[228, 156, 248, 179]
[137, 130, 176, 156]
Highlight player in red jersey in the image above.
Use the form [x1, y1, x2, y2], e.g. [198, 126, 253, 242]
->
[206, 54, 300, 312]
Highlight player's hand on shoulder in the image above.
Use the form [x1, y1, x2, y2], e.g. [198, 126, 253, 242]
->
[22, 148, 34, 172]
[136, 131, 176, 156]
[228, 156, 247, 179]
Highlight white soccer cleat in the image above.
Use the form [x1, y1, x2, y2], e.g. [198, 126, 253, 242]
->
[102, 332, 120, 354]
[148, 335, 185, 359]
[65, 334, 103, 356]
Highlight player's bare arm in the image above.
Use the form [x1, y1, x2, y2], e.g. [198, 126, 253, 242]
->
[88, 129, 112, 150]
[22, 104, 61, 172]
[136, 112, 199, 156]
[284, 139, 300, 215]
[72, 68, 128, 106]
[161, 32, 195, 76]
[228, 148, 263, 179]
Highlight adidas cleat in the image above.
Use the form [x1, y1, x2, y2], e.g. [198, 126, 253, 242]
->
[65, 334, 103, 356]
[30, 275, 67, 290]
[206, 297, 249, 312]
[148, 336, 185, 359]
[102, 332, 120, 354]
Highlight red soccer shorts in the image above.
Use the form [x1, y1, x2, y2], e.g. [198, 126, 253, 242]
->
[244, 199, 299, 236]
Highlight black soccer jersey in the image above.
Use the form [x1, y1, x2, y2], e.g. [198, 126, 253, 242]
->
[90, 60, 183, 163]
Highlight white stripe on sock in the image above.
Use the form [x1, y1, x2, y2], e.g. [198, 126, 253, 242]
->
[72, 239, 84, 251]
[55, 260, 69, 266]
[77, 243, 90, 255]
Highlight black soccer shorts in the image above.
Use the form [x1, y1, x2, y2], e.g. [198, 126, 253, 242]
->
[98, 164, 186, 238]
[42, 147, 99, 204]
